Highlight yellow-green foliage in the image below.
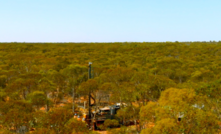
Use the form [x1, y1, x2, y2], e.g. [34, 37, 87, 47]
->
[107, 126, 134, 134]
[141, 118, 177, 134]
[1, 42, 221, 133]
[140, 88, 219, 134]
[104, 119, 119, 128]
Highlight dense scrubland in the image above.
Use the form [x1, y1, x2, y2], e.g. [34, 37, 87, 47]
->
[0, 42, 221, 133]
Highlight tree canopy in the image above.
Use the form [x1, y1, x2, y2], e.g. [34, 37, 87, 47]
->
[1, 42, 221, 133]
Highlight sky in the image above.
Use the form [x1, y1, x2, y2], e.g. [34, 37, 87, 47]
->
[0, 0, 220, 42]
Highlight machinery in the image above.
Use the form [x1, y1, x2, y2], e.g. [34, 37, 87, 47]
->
[84, 105, 120, 130]
[86, 62, 121, 130]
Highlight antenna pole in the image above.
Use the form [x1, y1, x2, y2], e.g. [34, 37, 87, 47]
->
[88, 62, 92, 128]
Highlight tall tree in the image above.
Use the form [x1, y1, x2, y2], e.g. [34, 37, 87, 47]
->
[63, 64, 87, 112]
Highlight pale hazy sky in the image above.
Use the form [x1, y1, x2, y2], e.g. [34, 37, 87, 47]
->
[0, 0, 220, 42]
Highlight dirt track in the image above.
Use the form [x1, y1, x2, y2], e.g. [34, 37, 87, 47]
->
[97, 131, 107, 134]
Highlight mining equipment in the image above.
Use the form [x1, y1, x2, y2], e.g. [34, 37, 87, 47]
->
[86, 62, 121, 130]
[84, 104, 120, 130]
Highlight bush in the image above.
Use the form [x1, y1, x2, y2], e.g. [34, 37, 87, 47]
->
[102, 119, 120, 129]
[107, 126, 134, 134]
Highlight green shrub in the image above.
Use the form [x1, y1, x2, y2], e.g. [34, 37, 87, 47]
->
[104, 119, 119, 128]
